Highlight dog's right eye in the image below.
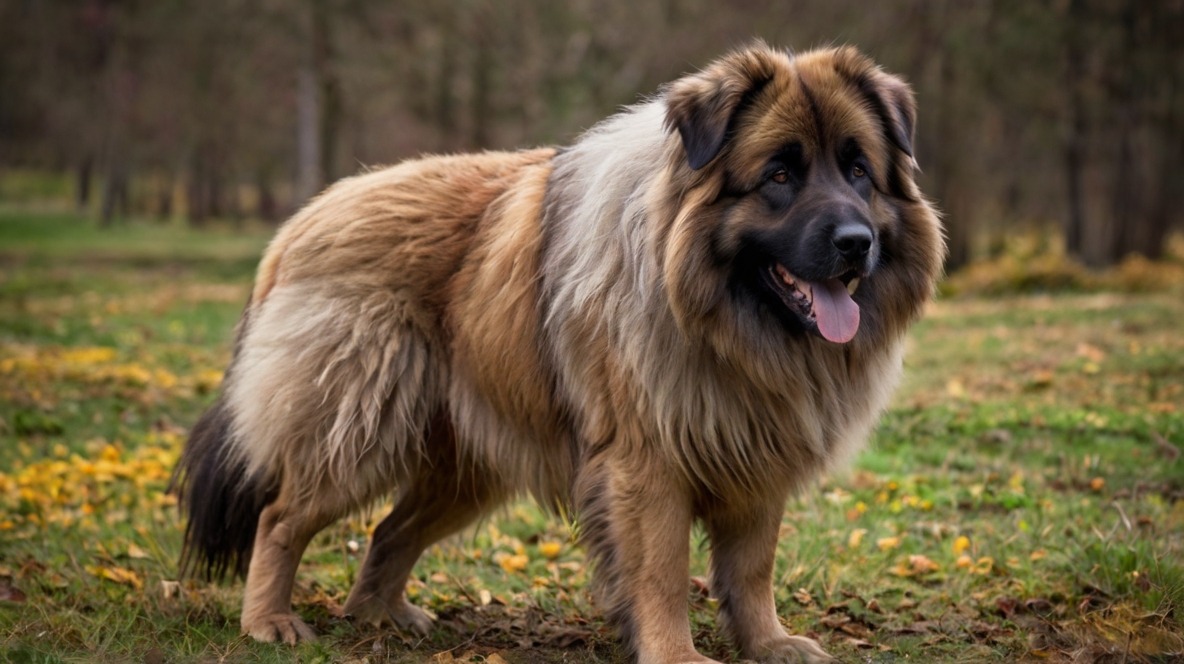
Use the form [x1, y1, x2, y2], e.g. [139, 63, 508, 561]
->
[770, 169, 790, 184]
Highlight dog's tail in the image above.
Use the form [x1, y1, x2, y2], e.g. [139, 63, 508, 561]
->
[171, 299, 276, 580]
[171, 393, 275, 580]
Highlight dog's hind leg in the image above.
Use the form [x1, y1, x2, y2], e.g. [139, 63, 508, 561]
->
[343, 418, 500, 635]
[240, 490, 338, 644]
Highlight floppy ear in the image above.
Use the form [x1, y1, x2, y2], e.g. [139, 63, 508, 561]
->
[868, 71, 917, 159]
[831, 46, 917, 160]
[664, 46, 780, 170]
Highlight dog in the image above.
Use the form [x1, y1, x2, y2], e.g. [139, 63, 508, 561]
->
[173, 42, 943, 663]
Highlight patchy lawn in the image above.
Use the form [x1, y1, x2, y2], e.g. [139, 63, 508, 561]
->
[1, 211, 1181, 663]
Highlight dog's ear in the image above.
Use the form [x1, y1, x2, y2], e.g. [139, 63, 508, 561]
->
[868, 71, 916, 160]
[834, 47, 917, 160]
[665, 45, 780, 170]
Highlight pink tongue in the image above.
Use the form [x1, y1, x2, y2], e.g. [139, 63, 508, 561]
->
[811, 279, 860, 343]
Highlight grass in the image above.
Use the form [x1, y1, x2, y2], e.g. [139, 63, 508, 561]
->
[1, 209, 1181, 663]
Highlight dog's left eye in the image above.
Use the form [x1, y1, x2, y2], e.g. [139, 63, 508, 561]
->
[771, 169, 790, 184]
[851, 164, 867, 178]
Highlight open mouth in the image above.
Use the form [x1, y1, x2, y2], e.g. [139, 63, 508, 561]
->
[762, 263, 862, 344]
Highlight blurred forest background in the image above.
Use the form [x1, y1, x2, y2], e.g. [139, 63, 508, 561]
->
[2, 0, 1182, 270]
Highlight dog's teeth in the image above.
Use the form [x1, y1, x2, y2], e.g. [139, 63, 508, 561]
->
[847, 277, 860, 295]
[775, 264, 794, 286]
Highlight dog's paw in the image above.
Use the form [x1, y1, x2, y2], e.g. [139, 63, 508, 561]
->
[242, 612, 317, 644]
[344, 594, 435, 636]
[754, 635, 835, 664]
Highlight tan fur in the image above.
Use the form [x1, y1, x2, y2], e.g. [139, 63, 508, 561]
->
[196, 43, 943, 663]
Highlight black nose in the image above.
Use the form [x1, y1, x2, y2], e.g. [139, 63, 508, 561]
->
[832, 222, 873, 264]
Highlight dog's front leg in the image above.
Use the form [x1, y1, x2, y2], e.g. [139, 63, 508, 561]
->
[577, 454, 716, 664]
[704, 494, 834, 664]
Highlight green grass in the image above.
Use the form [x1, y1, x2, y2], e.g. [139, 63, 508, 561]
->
[1, 209, 1181, 663]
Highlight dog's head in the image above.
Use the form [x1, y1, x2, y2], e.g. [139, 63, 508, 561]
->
[662, 43, 942, 346]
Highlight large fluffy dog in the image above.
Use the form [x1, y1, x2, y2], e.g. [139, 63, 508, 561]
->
[174, 43, 943, 663]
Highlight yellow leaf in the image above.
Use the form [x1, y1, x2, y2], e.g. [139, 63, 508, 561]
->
[848, 528, 867, 549]
[127, 543, 150, 560]
[538, 540, 562, 560]
[952, 535, 971, 555]
[1030, 549, 1047, 562]
[1089, 477, 1105, 492]
[87, 565, 143, 589]
[971, 556, 995, 575]
[496, 553, 528, 573]
[955, 554, 973, 569]
[877, 536, 902, 552]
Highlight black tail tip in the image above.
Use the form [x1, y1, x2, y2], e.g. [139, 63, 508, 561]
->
[171, 397, 274, 581]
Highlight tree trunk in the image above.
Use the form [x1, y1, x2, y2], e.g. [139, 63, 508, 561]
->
[295, 65, 322, 204]
[1136, 4, 1182, 260]
[468, 4, 493, 149]
[933, 19, 970, 270]
[156, 174, 173, 219]
[76, 157, 93, 212]
[1110, 3, 1139, 264]
[99, 161, 128, 228]
[188, 152, 208, 226]
[1062, 0, 1089, 264]
[434, 19, 458, 150]
[256, 172, 278, 222]
[313, 0, 341, 186]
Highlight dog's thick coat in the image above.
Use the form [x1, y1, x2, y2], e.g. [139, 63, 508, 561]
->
[174, 44, 943, 663]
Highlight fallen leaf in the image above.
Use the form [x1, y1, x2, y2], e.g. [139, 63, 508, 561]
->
[87, 564, 143, 589]
[160, 579, 180, 599]
[877, 536, 902, 551]
[952, 535, 971, 555]
[793, 587, 814, 606]
[839, 621, 873, 639]
[970, 557, 995, 575]
[1024, 598, 1053, 614]
[908, 554, 940, 574]
[0, 577, 26, 603]
[496, 553, 528, 573]
[538, 540, 562, 559]
[848, 528, 867, 549]
[1076, 343, 1106, 362]
[1154, 433, 1181, 461]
